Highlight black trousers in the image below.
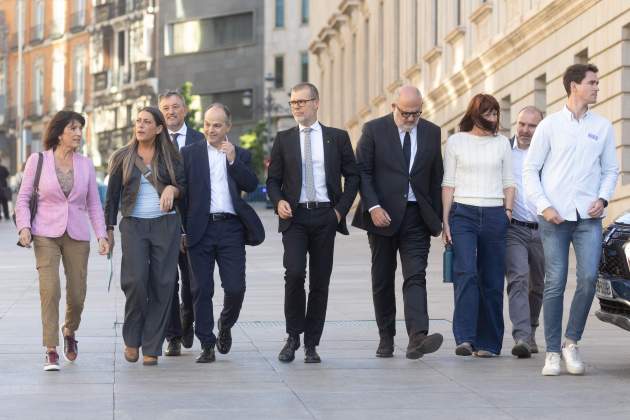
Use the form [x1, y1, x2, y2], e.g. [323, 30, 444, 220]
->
[282, 206, 338, 347]
[188, 217, 246, 347]
[119, 214, 180, 356]
[165, 250, 194, 340]
[368, 203, 431, 339]
[0, 190, 9, 219]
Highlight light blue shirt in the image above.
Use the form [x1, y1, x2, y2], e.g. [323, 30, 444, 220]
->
[130, 175, 175, 219]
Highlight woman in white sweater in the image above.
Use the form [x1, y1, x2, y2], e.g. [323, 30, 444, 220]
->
[442, 94, 515, 357]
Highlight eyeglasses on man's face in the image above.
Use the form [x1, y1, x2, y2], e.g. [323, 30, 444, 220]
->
[288, 98, 316, 108]
[395, 105, 422, 119]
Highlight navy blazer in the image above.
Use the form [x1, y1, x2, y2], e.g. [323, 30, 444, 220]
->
[180, 140, 265, 247]
[184, 126, 205, 147]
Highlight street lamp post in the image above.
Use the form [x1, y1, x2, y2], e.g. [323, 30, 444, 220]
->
[264, 73, 275, 153]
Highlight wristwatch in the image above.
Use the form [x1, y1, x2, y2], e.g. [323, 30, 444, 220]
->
[599, 198, 608, 208]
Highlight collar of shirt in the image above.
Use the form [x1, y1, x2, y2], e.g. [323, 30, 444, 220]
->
[562, 105, 591, 123]
[397, 126, 417, 138]
[207, 142, 222, 155]
[298, 121, 322, 133]
[169, 123, 188, 139]
[512, 137, 528, 151]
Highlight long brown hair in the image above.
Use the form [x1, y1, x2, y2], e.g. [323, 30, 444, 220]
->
[458, 94, 500, 134]
[108, 106, 181, 187]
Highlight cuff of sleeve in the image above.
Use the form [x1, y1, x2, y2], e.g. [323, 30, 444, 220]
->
[441, 181, 455, 188]
[536, 198, 552, 214]
[368, 205, 381, 213]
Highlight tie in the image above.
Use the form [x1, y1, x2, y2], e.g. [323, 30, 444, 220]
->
[170, 133, 180, 147]
[403, 131, 411, 172]
[302, 127, 316, 202]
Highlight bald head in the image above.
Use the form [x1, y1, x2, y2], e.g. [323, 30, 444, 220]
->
[392, 85, 423, 131]
[515, 106, 543, 149]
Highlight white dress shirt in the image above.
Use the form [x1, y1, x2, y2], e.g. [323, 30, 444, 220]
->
[511, 140, 538, 223]
[207, 143, 236, 215]
[298, 121, 329, 203]
[523, 106, 619, 221]
[168, 123, 188, 150]
[399, 126, 418, 202]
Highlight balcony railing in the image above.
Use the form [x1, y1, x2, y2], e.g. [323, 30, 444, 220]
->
[48, 20, 64, 39]
[134, 61, 154, 81]
[93, 71, 110, 92]
[116, 0, 127, 17]
[95, 2, 115, 23]
[29, 25, 44, 45]
[70, 12, 86, 32]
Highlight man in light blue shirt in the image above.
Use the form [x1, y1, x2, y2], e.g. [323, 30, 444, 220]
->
[524, 63, 619, 376]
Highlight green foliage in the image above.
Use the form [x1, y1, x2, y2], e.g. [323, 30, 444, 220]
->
[239, 120, 267, 179]
[181, 81, 201, 130]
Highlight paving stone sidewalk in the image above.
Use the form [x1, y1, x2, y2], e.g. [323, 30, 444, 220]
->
[1, 206, 630, 419]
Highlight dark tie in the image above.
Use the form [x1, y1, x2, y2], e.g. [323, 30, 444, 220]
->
[403, 131, 411, 172]
[170, 133, 180, 147]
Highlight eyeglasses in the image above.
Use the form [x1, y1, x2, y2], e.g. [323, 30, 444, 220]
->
[288, 98, 316, 108]
[395, 105, 422, 119]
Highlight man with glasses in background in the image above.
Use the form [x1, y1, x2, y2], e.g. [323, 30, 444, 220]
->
[266, 82, 359, 363]
[352, 86, 444, 359]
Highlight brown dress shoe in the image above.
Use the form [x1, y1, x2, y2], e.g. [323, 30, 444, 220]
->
[143, 355, 158, 366]
[124, 346, 139, 363]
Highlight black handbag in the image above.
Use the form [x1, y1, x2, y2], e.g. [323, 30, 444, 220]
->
[12, 152, 43, 226]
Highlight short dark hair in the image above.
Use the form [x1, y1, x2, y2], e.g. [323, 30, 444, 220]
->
[563, 63, 599, 96]
[291, 82, 319, 100]
[43, 110, 86, 150]
[158, 90, 186, 106]
[458, 94, 500, 134]
[206, 102, 232, 124]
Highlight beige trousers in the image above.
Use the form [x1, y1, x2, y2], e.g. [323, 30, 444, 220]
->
[33, 233, 90, 347]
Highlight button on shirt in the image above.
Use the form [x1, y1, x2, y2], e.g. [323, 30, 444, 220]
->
[207, 143, 235, 215]
[299, 121, 329, 203]
[511, 140, 538, 223]
[399, 127, 418, 202]
[523, 106, 619, 221]
[169, 124, 188, 150]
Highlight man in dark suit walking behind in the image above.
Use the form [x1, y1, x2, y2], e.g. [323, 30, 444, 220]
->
[181, 103, 264, 363]
[158, 90, 205, 356]
[352, 85, 444, 359]
[267, 83, 359, 363]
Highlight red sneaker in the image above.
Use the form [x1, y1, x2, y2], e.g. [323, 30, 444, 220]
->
[44, 350, 60, 371]
[63, 335, 78, 362]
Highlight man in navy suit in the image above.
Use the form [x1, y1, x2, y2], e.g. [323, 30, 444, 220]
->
[181, 103, 264, 363]
[159, 90, 205, 356]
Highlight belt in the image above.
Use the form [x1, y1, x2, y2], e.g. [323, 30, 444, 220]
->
[209, 213, 236, 221]
[511, 218, 538, 230]
[297, 201, 332, 209]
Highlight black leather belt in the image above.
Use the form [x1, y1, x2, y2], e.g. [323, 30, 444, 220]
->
[297, 202, 332, 209]
[511, 218, 538, 230]
[209, 213, 236, 221]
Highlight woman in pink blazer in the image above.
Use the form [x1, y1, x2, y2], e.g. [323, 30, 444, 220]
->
[16, 111, 110, 371]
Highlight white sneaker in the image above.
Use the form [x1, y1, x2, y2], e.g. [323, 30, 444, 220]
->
[541, 352, 561, 376]
[562, 343, 585, 375]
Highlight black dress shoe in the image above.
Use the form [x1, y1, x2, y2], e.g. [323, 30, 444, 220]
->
[376, 336, 394, 358]
[216, 322, 232, 355]
[278, 335, 300, 362]
[406, 333, 444, 360]
[165, 338, 181, 356]
[196, 344, 216, 363]
[182, 325, 194, 349]
[304, 346, 321, 363]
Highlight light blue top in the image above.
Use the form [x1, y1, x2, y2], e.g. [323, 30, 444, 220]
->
[130, 175, 175, 219]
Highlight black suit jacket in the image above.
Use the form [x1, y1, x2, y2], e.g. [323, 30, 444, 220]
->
[181, 140, 265, 247]
[266, 123, 360, 235]
[351, 114, 443, 237]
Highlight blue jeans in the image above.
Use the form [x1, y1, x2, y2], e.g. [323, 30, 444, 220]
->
[538, 217, 602, 353]
[449, 203, 509, 354]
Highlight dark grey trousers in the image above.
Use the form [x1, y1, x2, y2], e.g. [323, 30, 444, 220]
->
[120, 214, 180, 356]
[505, 223, 545, 342]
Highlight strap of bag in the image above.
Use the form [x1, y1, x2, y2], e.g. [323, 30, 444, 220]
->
[33, 152, 43, 194]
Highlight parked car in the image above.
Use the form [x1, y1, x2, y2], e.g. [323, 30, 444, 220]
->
[595, 212, 630, 331]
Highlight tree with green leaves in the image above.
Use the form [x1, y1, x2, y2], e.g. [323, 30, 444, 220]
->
[180, 81, 201, 130]
[239, 120, 267, 180]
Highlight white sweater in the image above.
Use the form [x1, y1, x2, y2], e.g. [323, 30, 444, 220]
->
[442, 132, 515, 207]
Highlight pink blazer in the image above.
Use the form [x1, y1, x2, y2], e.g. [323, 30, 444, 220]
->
[16, 150, 107, 241]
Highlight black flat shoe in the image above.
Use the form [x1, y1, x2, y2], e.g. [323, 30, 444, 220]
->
[278, 335, 300, 363]
[406, 333, 444, 359]
[304, 346, 321, 363]
[182, 326, 194, 349]
[376, 336, 394, 358]
[216, 321, 232, 355]
[196, 344, 216, 363]
[165, 338, 181, 356]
